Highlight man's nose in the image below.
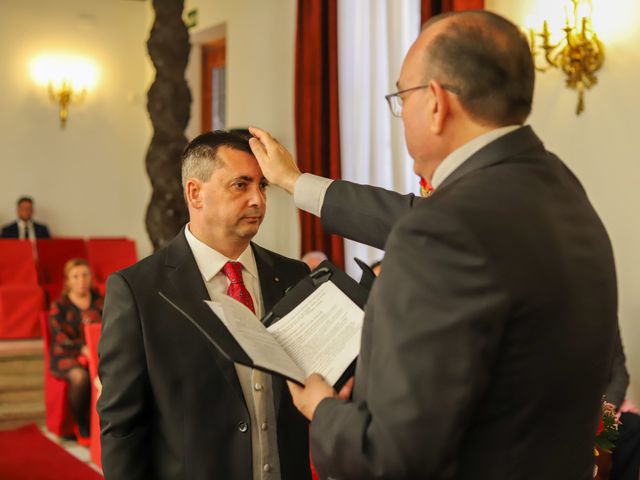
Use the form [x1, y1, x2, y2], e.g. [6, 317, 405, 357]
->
[248, 185, 266, 208]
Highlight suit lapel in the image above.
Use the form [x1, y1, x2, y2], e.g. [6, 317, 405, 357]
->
[164, 230, 246, 403]
[252, 243, 286, 315]
[438, 126, 545, 191]
[252, 243, 288, 413]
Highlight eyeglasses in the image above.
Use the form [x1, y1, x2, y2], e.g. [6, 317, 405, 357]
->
[385, 83, 460, 118]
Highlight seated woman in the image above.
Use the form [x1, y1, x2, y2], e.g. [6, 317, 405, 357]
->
[48, 258, 103, 446]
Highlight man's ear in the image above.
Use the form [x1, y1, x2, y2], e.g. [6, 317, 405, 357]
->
[185, 178, 203, 209]
[428, 80, 450, 135]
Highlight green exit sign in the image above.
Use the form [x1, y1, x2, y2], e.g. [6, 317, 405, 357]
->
[185, 8, 198, 29]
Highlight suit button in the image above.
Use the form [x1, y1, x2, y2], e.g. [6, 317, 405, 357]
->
[263, 464, 272, 472]
[238, 421, 248, 433]
[254, 382, 263, 391]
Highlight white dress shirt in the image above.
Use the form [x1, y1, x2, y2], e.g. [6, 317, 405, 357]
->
[184, 225, 281, 480]
[18, 220, 36, 242]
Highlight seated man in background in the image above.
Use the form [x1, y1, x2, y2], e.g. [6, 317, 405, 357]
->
[98, 131, 311, 480]
[1, 196, 51, 239]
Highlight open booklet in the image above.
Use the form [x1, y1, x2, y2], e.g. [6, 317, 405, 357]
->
[207, 280, 363, 386]
[160, 262, 369, 388]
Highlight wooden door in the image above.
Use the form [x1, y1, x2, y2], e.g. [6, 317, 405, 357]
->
[201, 39, 226, 132]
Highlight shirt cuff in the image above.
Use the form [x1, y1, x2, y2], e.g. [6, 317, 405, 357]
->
[293, 174, 333, 218]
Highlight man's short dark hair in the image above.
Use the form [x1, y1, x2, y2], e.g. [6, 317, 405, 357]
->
[17, 196, 33, 206]
[181, 130, 254, 189]
[423, 10, 534, 126]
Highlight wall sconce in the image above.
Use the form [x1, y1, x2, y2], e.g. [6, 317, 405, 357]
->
[30, 55, 99, 128]
[528, 0, 604, 115]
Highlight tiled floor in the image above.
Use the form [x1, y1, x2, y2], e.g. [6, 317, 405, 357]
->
[40, 426, 102, 474]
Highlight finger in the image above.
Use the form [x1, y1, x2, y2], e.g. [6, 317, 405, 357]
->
[306, 373, 326, 386]
[249, 127, 274, 145]
[337, 377, 354, 401]
[287, 379, 303, 396]
[249, 137, 267, 160]
[249, 127, 280, 155]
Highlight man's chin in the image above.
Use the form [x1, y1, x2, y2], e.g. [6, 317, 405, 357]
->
[237, 222, 262, 239]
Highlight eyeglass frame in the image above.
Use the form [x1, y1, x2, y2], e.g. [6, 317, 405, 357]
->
[385, 82, 461, 118]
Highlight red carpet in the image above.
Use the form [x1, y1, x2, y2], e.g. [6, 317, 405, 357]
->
[0, 424, 102, 480]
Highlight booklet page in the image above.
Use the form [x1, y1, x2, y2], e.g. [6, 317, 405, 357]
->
[267, 281, 363, 386]
[206, 297, 306, 384]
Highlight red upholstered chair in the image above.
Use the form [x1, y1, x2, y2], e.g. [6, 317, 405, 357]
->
[36, 238, 88, 304]
[0, 239, 39, 283]
[39, 311, 75, 437]
[87, 238, 137, 294]
[84, 322, 102, 467]
[0, 239, 44, 338]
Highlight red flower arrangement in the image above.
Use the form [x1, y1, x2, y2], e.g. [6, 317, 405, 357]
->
[595, 401, 620, 455]
[419, 177, 434, 197]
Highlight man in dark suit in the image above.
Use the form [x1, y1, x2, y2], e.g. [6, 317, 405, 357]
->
[98, 131, 311, 480]
[249, 10, 618, 480]
[1, 196, 51, 239]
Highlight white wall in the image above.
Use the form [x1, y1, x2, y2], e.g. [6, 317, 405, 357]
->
[184, 0, 301, 259]
[487, 0, 640, 404]
[0, 0, 153, 258]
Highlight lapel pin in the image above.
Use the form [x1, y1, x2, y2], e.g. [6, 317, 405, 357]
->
[274, 276, 280, 283]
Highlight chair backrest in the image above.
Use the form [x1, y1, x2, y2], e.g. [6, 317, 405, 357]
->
[0, 239, 38, 285]
[39, 311, 52, 365]
[36, 238, 88, 284]
[87, 238, 137, 284]
[83, 322, 101, 380]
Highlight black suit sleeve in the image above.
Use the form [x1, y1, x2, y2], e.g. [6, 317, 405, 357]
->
[321, 180, 422, 249]
[1, 223, 17, 238]
[604, 324, 629, 409]
[310, 206, 510, 479]
[98, 273, 152, 480]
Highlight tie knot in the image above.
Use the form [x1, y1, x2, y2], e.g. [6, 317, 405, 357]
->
[222, 261, 244, 284]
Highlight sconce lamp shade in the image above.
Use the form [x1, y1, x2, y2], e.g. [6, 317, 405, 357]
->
[30, 54, 99, 128]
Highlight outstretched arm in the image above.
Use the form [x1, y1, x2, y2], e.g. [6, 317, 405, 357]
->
[249, 127, 422, 249]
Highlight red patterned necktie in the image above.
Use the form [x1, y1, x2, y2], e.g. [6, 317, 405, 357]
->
[222, 261, 256, 314]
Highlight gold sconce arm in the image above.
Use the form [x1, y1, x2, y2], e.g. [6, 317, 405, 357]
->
[31, 54, 97, 129]
[528, 0, 604, 115]
[47, 82, 87, 129]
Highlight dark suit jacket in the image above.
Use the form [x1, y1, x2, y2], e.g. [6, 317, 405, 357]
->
[97, 230, 311, 480]
[310, 126, 618, 480]
[604, 324, 629, 409]
[1, 220, 50, 238]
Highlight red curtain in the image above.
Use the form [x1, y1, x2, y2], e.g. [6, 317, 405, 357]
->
[421, 0, 484, 25]
[295, 0, 345, 268]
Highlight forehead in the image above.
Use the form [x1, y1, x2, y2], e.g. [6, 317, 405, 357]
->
[68, 264, 90, 274]
[214, 147, 262, 177]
